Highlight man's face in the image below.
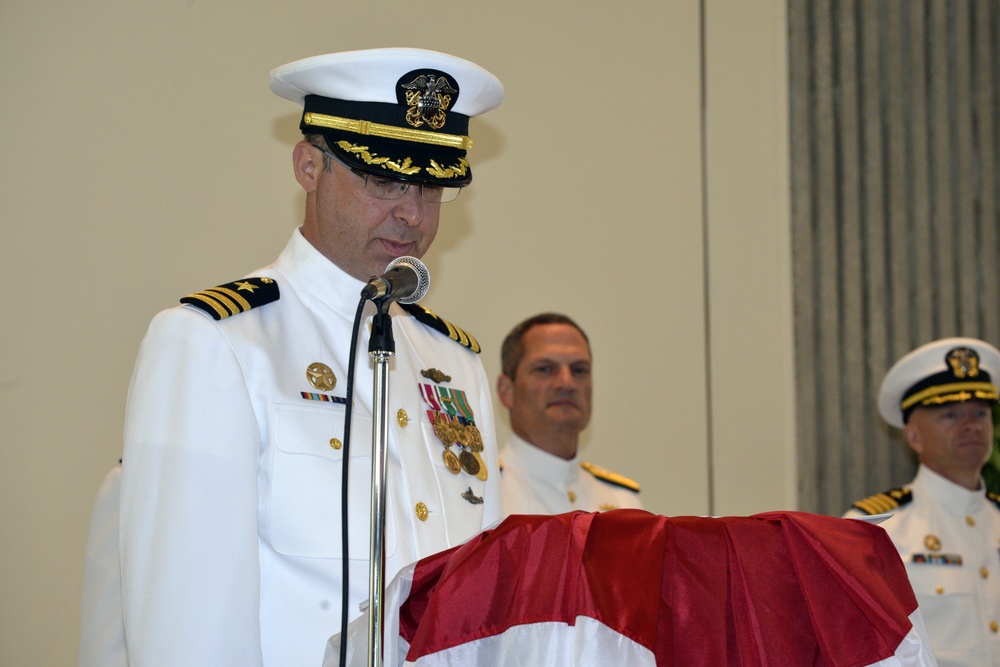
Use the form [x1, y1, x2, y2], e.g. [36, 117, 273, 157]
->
[904, 400, 994, 482]
[298, 143, 441, 281]
[499, 323, 593, 446]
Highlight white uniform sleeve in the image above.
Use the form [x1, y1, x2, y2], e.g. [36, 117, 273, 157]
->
[119, 308, 263, 666]
[78, 464, 126, 667]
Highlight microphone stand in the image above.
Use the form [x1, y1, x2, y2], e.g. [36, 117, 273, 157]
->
[367, 299, 394, 667]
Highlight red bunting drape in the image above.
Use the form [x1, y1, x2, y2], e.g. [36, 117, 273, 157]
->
[396, 510, 922, 666]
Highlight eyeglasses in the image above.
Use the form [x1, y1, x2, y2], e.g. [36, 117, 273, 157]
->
[312, 145, 462, 203]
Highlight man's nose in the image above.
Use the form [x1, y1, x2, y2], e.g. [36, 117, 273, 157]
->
[961, 411, 984, 430]
[392, 188, 427, 227]
[553, 366, 576, 388]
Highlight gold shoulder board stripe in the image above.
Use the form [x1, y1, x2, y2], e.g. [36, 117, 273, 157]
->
[400, 303, 481, 354]
[850, 487, 912, 515]
[581, 461, 640, 493]
[181, 277, 279, 321]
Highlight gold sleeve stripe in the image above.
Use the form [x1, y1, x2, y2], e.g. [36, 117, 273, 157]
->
[303, 112, 472, 150]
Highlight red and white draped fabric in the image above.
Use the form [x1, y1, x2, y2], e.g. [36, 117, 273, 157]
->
[327, 510, 937, 667]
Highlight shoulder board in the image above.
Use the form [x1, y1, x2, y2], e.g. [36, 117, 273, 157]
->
[180, 277, 279, 321]
[400, 303, 480, 353]
[581, 461, 640, 493]
[850, 487, 912, 516]
[987, 492, 1000, 511]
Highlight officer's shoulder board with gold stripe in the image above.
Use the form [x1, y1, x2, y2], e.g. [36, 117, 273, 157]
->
[180, 277, 280, 321]
[850, 486, 912, 516]
[400, 303, 480, 353]
[581, 461, 640, 494]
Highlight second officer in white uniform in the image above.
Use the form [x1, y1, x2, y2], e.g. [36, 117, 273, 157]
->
[496, 313, 643, 516]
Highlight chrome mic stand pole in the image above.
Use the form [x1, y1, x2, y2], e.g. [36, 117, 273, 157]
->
[367, 303, 394, 667]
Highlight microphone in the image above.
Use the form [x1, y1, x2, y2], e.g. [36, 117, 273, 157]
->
[361, 256, 431, 304]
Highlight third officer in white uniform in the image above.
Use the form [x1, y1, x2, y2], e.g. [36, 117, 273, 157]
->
[846, 337, 1000, 667]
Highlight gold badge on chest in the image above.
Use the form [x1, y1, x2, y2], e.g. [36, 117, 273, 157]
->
[924, 534, 942, 551]
[306, 362, 337, 392]
[421, 368, 452, 384]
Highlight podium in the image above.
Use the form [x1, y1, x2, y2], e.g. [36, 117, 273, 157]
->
[329, 510, 937, 666]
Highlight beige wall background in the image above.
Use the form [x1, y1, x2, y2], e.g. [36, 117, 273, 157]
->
[0, 1, 793, 663]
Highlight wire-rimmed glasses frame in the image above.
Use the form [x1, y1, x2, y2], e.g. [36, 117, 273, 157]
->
[311, 144, 462, 204]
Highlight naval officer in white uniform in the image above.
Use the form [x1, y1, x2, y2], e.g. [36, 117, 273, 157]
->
[846, 337, 1000, 667]
[496, 313, 642, 516]
[115, 48, 504, 667]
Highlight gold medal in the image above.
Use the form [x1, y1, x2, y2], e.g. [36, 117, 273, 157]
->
[433, 413, 456, 447]
[459, 450, 480, 476]
[446, 421, 463, 447]
[443, 449, 462, 475]
[465, 424, 484, 452]
[473, 451, 487, 480]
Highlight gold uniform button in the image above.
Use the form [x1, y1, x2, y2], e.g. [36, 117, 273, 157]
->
[397, 409, 408, 428]
[991, 621, 999, 634]
[568, 490, 576, 503]
[982, 567, 990, 579]
[967, 516, 976, 526]
[415, 502, 429, 521]
[935, 586, 944, 595]
[329, 438, 342, 450]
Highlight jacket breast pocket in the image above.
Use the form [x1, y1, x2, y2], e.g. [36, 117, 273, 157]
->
[267, 402, 394, 559]
[906, 559, 977, 650]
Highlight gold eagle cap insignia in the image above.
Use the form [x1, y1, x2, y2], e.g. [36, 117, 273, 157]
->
[401, 74, 457, 129]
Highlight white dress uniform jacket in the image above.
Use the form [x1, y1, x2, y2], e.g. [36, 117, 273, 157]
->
[846, 464, 1000, 667]
[498, 434, 642, 517]
[119, 228, 500, 667]
[78, 464, 126, 667]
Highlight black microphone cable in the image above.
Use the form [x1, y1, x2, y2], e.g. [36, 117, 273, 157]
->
[338, 296, 366, 667]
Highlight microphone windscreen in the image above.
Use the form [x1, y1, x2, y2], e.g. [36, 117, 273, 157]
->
[385, 256, 431, 304]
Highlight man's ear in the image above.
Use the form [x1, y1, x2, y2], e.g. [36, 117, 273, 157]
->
[497, 374, 514, 410]
[902, 421, 923, 456]
[292, 140, 320, 193]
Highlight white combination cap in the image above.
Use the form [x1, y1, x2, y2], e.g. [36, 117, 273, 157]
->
[878, 337, 1000, 429]
[270, 48, 503, 187]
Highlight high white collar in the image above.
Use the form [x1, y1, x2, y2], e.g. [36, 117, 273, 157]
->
[504, 433, 580, 487]
[913, 464, 988, 516]
[270, 227, 371, 317]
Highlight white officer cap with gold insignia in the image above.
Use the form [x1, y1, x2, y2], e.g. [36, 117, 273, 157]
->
[878, 337, 1000, 429]
[270, 48, 503, 187]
